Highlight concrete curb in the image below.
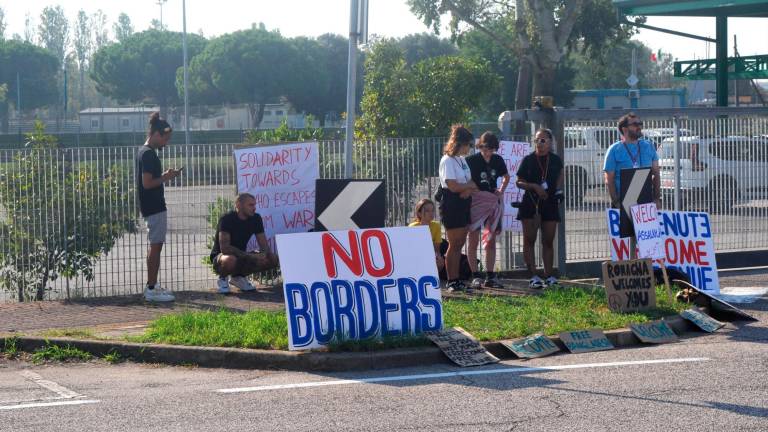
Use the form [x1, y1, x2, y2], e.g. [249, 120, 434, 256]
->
[1, 315, 703, 372]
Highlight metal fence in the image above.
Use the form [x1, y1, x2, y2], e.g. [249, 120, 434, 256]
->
[557, 108, 768, 261]
[2, 108, 768, 302]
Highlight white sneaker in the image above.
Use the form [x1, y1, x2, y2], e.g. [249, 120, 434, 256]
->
[230, 276, 256, 292]
[144, 285, 175, 302]
[470, 277, 483, 290]
[216, 277, 230, 294]
[528, 276, 545, 289]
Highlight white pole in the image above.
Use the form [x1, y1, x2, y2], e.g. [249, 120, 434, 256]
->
[182, 0, 190, 145]
[344, 0, 360, 179]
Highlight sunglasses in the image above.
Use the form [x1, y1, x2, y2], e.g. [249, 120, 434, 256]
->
[627, 121, 643, 127]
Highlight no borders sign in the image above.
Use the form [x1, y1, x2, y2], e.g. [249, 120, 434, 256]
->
[602, 259, 656, 313]
[234, 142, 319, 252]
[607, 209, 720, 293]
[276, 226, 443, 350]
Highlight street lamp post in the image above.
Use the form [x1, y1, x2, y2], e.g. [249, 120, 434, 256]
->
[182, 0, 190, 145]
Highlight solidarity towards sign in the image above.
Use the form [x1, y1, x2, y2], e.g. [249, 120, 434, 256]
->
[497, 140, 528, 232]
[606, 208, 720, 293]
[234, 142, 319, 252]
[276, 226, 443, 350]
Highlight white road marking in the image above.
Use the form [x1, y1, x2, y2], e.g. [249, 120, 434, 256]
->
[216, 357, 709, 393]
[20, 371, 82, 399]
[0, 400, 99, 411]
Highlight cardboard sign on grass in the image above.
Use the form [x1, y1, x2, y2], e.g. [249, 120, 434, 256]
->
[558, 329, 614, 354]
[602, 258, 656, 313]
[681, 308, 725, 333]
[425, 327, 499, 367]
[501, 334, 560, 359]
[630, 320, 679, 344]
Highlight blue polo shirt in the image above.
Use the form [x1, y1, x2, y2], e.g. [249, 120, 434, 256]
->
[603, 138, 658, 192]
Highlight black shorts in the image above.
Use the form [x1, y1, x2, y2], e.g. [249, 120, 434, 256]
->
[516, 195, 561, 222]
[440, 190, 471, 230]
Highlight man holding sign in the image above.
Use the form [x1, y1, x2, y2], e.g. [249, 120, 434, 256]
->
[603, 113, 661, 210]
[210, 193, 279, 293]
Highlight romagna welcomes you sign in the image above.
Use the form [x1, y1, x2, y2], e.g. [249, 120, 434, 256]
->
[276, 226, 443, 350]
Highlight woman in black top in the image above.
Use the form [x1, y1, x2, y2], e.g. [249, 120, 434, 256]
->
[516, 128, 564, 289]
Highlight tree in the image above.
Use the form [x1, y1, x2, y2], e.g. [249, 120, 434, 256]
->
[183, 28, 293, 127]
[316, 33, 360, 125]
[113, 13, 134, 42]
[73, 10, 92, 110]
[407, 0, 637, 107]
[0, 121, 137, 301]
[282, 37, 330, 124]
[0, 7, 6, 40]
[357, 39, 498, 139]
[91, 29, 206, 116]
[91, 9, 110, 50]
[38, 5, 70, 66]
[0, 40, 59, 132]
[397, 33, 457, 65]
[23, 13, 36, 44]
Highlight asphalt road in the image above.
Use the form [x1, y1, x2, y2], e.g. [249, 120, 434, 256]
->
[2, 289, 767, 431]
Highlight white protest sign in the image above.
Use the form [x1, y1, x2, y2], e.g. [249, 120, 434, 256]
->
[234, 142, 319, 252]
[630, 203, 665, 259]
[425, 327, 499, 367]
[276, 226, 443, 350]
[606, 209, 720, 293]
[496, 140, 529, 232]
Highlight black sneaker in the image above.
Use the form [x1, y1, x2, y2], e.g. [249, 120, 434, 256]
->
[447, 280, 470, 293]
[483, 278, 504, 289]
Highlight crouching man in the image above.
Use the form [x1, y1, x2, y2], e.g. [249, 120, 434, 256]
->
[210, 193, 279, 293]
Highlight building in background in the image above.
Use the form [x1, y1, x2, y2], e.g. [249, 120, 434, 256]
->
[570, 88, 688, 109]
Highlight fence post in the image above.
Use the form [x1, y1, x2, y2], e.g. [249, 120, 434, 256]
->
[673, 115, 681, 211]
[551, 109, 567, 277]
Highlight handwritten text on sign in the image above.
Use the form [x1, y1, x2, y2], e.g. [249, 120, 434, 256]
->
[235, 142, 319, 252]
[502, 334, 560, 358]
[425, 327, 498, 367]
[558, 329, 614, 353]
[276, 226, 443, 350]
[630, 320, 678, 344]
[602, 259, 656, 313]
[497, 141, 529, 232]
[630, 203, 665, 259]
[681, 308, 725, 333]
[606, 209, 719, 293]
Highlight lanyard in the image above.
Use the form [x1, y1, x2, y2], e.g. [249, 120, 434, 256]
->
[623, 142, 641, 167]
[535, 153, 549, 183]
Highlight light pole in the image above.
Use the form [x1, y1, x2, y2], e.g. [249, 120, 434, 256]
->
[182, 0, 190, 145]
[157, 0, 168, 29]
[344, 0, 368, 179]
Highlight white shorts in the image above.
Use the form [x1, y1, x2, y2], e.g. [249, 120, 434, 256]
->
[145, 211, 167, 244]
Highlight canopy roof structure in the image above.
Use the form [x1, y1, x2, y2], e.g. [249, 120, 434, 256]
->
[613, 0, 768, 106]
[613, 0, 768, 17]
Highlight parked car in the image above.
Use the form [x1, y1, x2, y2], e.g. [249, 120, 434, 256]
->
[563, 126, 620, 204]
[658, 135, 768, 212]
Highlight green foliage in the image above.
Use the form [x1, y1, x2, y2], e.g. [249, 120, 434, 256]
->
[245, 117, 325, 144]
[31, 342, 93, 364]
[357, 39, 499, 139]
[201, 197, 233, 270]
[0, 121, 138, 301]
[102, 349, 122, 364]
[0, 39, 59, 109]
[90, 29, 207, 109]
[182, 28, 292, 126]
[2, 336, 20, 358]
[398, 33, 458, 65]
[37, 5, 69, 64]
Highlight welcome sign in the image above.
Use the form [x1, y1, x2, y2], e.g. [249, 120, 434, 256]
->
[606, 209, 719, 293]
[276, 226, 443, 350]
[234, 142, 319, 252]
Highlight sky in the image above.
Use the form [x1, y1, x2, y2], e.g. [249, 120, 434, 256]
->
[2, 1, 767, 63]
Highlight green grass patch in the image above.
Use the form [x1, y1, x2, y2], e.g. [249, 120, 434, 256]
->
[31, 342, 93, 364]
[38, 328, 97, 339]
[136, 285, 686, 350]
[132, 309, 288, 350]
[102, 349, 122, 364]
[2, 337, 20, 358]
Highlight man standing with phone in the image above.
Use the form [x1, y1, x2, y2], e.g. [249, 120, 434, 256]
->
[136, 112, 182, 302]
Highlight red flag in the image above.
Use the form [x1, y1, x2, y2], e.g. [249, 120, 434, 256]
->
[650, 52, 658, 62]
